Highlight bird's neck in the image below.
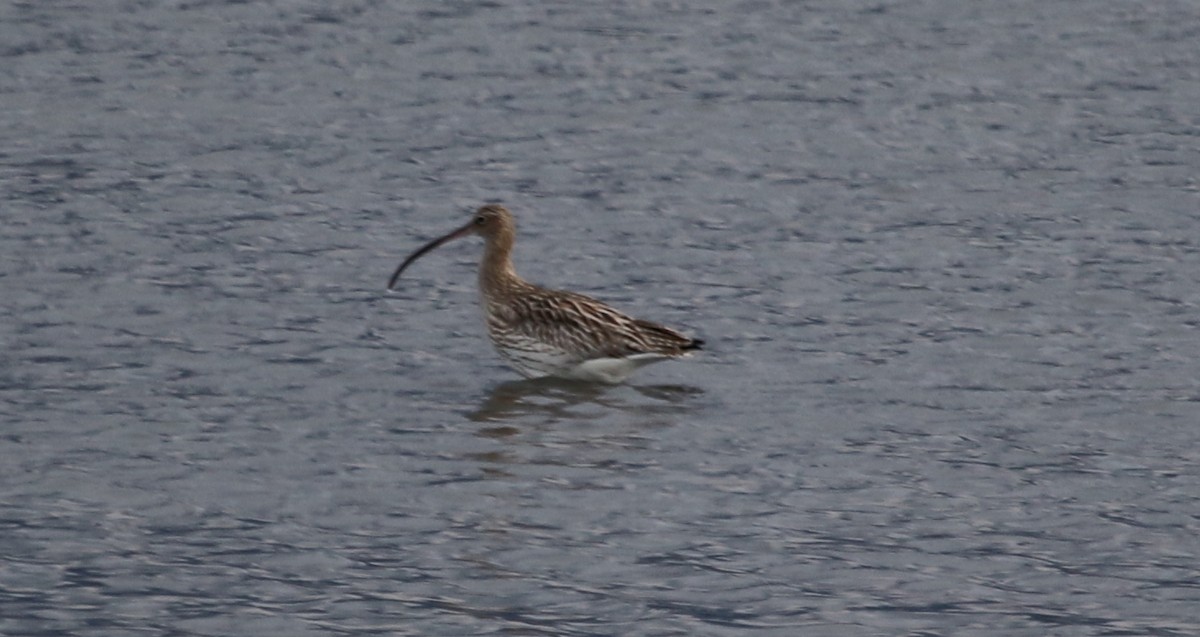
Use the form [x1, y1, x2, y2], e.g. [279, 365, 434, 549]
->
[479, 240, 526, 299]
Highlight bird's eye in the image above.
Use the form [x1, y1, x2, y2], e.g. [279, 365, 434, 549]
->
[473, 216, 485, 225]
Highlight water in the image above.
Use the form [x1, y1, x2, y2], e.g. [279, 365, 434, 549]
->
[3, 1, 1199, 635]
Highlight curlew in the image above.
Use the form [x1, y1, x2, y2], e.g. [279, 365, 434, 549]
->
[387, 204, 702, 383]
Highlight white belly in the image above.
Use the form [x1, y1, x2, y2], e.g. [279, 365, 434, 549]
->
[494, 339, 673, 384]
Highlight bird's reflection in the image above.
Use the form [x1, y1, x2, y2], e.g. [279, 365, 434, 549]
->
[468, 377, 704, 425]
[461, 379, 706, 476]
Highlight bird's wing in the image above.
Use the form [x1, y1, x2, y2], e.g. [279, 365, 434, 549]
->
[491, 288, 694, 360]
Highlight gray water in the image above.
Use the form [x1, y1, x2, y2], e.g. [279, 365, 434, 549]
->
[3, 1, 1199, 635]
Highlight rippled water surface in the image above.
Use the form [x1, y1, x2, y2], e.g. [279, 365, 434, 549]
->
[3, 1, 1200, 635]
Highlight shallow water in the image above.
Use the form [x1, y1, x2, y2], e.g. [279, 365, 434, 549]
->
[3, 1, 1199, 635]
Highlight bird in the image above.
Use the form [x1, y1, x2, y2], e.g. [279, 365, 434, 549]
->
[386, 204, 703, 383]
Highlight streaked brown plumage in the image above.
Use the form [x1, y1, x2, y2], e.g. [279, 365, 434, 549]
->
[387, 204, 702, 383]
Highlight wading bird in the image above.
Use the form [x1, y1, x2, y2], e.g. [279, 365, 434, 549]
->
[387, 204, 702, 383]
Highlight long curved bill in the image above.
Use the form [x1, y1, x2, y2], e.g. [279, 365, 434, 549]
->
[387, 222, 474, 290]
